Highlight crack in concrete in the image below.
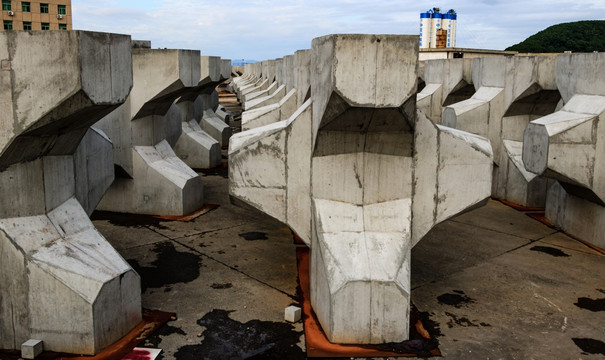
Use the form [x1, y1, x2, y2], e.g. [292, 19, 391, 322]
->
[169, 237, 298, 301]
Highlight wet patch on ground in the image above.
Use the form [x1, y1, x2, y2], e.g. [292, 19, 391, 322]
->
[445, 313, 477, 328]
[574, 297, 605, 312]
[437, 290, 475, 308]
[572, 338, 605, 356]
[128, 242, 202, 292]
[91, 211, 170, 230]
[173, 309, 304, 360]
[530, 246, 570, 257]
[211, 282, 233, 289]
[239, 231, 268, 241]
[444, 311, 491, 329]
[143, 323, 186, 350]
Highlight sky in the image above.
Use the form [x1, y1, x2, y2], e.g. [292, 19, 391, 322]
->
[72, 0, 605, 61]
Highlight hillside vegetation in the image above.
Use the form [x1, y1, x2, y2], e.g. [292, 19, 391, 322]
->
[506, 20, 605, 53]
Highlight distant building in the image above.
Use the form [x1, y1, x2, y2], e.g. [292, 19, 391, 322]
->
[420, 8, 457, 49]
[419, 47, 517, 61]
[1, 0, 71, 31]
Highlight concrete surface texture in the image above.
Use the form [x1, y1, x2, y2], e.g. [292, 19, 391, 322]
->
[229, 34, 493, 345]
[95, 48, 205, 216]
[243, 84, 286, 111]
[283, 54, 296, 93]
[438, 55, 560, 208]
[244, 81, 279, 104]
[523, 52, 605, 249]
[0, 31, 141, 354]
[86, 157, 605, 360]
[241, 89, 297, 131]
[295, 49, 312, 108]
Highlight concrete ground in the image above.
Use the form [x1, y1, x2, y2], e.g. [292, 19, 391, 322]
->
[89, 166, 605, 359]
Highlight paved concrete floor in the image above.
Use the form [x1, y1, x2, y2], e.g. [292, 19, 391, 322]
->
[90, 165, 605, 359]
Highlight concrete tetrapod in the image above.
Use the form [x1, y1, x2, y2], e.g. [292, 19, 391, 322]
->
[229, 34, 493, 344]
[417, 58, 473, 124]
[0, 31, 140, 354]
[238, 50, 309, 131]
[442, 55, 560, 207]
[95, 48, 204, 216]
[195, 56, 232, 147]
[173, 56, 223, 169]
[523, 52, 605, 249]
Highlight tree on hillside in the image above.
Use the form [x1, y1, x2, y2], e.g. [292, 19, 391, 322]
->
[506, 20, 605, 53]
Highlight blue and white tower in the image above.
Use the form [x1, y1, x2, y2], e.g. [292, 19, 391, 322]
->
[419, 8, 457, 48]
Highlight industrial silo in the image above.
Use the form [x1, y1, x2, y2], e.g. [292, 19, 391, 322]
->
[443, 9, 457, 47]
[419, 10, 432, 48]
[429, 8, 442, 48]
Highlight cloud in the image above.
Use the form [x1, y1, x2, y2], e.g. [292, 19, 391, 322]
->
[72, 0, 605, 60]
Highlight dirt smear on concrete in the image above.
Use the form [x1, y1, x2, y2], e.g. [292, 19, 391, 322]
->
[530, 246, 570, 257]
[437, 290, 475, 308]
[174, 309, 304, 360]
[128, 242, 202, 292]
[238, 231, 268, 241]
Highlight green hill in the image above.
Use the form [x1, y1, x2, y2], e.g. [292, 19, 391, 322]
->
[505, 20, 605, 53]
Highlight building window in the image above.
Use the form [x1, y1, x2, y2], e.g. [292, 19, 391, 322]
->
[41, 22, 49, 30]
[21, 1, 29, 12]
[2, 0, 11, 11]
[40, 3, 48, 13]
[57, 4, 65, 14]
[3, 20, 12, 30]
[23, 21, 31, 30]
[58, 23, 66, 30]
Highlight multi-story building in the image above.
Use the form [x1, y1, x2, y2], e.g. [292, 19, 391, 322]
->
[1, 0, 71, 31]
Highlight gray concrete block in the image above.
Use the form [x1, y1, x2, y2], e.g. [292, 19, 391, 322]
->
[94, 48, 205, 216]
[284, 306, 301, 323]
[0, 31, 141, 354]
[21, 339, 43, 359]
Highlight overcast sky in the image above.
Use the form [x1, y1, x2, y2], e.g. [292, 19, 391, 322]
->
[72, 0, 605, 61]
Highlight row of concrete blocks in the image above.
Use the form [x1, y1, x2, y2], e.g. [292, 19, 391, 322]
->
[229, 34, 494, 345]
[0, 30, 232, 355]
[417, 54, 605, 249]
[237, 52, 605, 253]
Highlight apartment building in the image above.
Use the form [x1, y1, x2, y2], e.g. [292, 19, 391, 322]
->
[1, 0, 71, 31]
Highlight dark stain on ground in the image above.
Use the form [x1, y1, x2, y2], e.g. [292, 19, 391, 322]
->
[173, 309, 305, 360]
[211, 282, 233, 289]
[239, 231, 268, 241]
[127, 242, 201, 292]
[530, 245, 570, 257]
[445, 312, 482, 328]
[144, 323, 186, 350]
[376, 304, 441, 357]
[437, 291, 475, 308]
[597, 288, 605, 294]
[574, 297, 605, 312]
[572, 338, 605, 356]
[91, 210, 170, 230]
